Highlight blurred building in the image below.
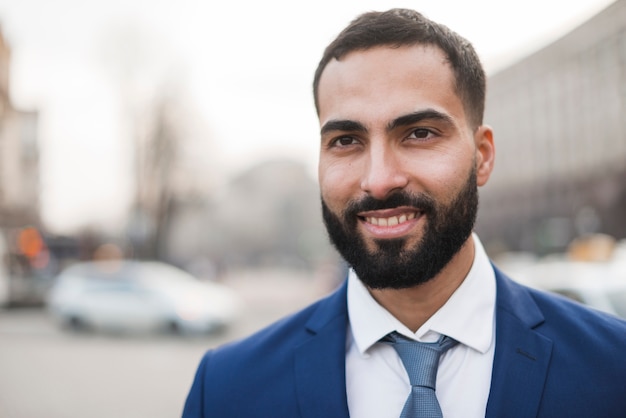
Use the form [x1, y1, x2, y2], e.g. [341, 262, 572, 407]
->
[0, 26, 48, 306]
[127, 91, 213, 260]
[165, 158, 336, 276]
[0, 26, 40, 227]
[477, 0, 626, 255]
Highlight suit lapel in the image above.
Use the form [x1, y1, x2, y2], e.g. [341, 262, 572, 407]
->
[486, 268, 553, 418]
[294, 282, 350, 418]
[291, 269, 555, 418]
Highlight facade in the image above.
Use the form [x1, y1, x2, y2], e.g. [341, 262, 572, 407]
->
[477, 0, 626, 255]
[164, 158, 334, 275]
[0, 26, 40, 227]
[0, 26, 44, 306]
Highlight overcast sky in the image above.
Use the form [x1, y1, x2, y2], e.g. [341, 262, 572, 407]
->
[0, 0, 616, 233]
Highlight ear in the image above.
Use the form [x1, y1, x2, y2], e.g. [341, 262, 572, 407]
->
[474, 125, 495, 187]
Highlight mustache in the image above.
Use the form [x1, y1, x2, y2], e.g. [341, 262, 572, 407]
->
[343, 192, 436, 218]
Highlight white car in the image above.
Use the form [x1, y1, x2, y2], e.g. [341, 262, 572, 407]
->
[501, 257, 626, 319]
[47, 260, 241, 334]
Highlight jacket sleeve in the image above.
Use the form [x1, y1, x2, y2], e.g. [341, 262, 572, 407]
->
[182, 351, 213, 418]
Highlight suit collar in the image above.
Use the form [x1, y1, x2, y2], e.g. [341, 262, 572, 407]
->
[303, 280, 349, 333]
[292, 268, 556, 418]
[486, 267, 553, 418]
[294, 281, 350, 418]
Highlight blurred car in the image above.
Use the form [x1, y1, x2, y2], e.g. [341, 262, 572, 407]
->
[47, 260, 241, 334]
[500, 256, 626, 319]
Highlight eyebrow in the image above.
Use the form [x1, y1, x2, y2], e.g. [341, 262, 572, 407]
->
[387, 109, 455, 131]
[320, 109, 455, 136]
[320, 119, 367, 136]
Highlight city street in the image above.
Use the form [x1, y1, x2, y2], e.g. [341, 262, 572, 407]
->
[0, 271, 335, 418]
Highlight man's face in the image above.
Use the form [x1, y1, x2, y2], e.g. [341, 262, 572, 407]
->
[316, 45, 493, 289]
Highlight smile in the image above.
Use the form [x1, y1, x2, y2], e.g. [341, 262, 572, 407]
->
[364, 212, 417, 226]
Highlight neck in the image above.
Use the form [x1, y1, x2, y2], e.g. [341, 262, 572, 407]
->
[368, 236, 475, 333]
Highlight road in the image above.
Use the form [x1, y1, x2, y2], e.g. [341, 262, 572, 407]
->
[0, 270, 337, 418]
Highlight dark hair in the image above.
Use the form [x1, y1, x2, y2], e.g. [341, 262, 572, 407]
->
[313, 8, 486, 129]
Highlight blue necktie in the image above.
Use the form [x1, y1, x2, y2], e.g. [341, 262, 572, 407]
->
[382, 332, 458, 418]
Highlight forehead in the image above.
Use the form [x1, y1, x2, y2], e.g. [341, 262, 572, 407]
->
[317, 45, 467, 128]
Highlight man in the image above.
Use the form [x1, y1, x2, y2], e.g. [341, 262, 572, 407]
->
[183, 9, 626, 418]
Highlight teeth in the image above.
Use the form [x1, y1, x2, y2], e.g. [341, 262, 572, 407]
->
[366, 212, 417, 226]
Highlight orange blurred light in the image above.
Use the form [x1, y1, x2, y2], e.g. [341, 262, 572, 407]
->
[17, 227, 45, 259]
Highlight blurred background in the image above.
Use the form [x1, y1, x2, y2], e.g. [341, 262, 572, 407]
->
[0, 0, 624, 417]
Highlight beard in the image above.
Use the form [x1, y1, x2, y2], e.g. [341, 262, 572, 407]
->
[322, 166, 478, 290]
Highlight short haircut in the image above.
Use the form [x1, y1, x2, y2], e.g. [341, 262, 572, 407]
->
[313, 8, 486, 129]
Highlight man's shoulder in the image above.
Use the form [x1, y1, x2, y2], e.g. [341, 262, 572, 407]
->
[490, 270, 626, 417]
[183, 281, 350, 417]
[208, 280, 348, 364]
[528, 281, 626, 339]
[496, 269, 626, 342]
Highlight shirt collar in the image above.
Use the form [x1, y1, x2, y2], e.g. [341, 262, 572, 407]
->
[347, 233, 496, 356]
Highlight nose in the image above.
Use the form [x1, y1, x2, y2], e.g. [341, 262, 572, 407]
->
[360, 144, 409, 200]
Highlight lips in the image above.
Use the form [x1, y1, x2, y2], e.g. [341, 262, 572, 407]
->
[357, 207, 422, 238]
[363, 212, 417, 226]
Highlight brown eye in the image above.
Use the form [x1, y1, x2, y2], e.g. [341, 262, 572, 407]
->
[412, 129, 430, 139]
[406, 128, 436, 142]
[334, 136, 357, 146]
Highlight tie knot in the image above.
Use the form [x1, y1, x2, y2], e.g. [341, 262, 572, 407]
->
[382, 332, 458, 388]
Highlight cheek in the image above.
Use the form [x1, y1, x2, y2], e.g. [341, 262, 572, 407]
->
[319, 160, 359, 206]
[404, 149, 473, 196]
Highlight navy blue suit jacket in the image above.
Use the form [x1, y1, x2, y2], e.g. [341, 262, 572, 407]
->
[183, 267, 626, 417]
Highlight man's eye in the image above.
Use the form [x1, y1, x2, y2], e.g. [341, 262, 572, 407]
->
[408, 128, 433, 140]
[333, 136, 358, 146]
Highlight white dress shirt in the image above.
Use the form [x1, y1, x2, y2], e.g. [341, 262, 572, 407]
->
[346, 234, 496, 418]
